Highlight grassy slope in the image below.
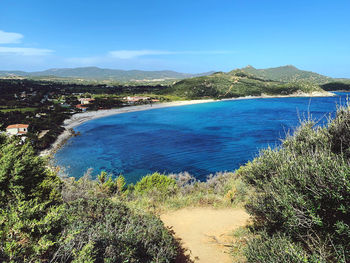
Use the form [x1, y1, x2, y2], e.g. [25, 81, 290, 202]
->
[165, 71, 325, 99]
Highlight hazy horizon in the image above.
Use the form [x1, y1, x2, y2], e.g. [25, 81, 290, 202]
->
[0, 64, 346, 79]
[1, 0, 349, 77]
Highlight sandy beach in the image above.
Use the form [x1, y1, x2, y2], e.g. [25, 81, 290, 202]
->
[40, 91, 334, 157]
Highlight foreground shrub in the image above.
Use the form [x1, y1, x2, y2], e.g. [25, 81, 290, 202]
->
[245, 232, 328, 263]
[52, 198, 177, 263]
[240, 106, 350, 262]
[0, 137, 63, 262]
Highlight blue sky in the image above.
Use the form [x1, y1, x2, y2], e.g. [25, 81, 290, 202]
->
[0, 0, 349, 77]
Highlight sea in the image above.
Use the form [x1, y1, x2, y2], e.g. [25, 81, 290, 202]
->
[54, 92, 349, 182]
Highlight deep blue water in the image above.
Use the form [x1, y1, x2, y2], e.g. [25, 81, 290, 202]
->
[54, 92, 349, 182]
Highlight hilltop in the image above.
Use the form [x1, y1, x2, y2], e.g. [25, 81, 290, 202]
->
[237, 65, 333, 84]
[0, 67, 214, 82]
[165, 70, 330, 99]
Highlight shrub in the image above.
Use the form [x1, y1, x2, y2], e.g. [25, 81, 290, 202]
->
[134, 172, 178, 198]
[245, 232, 327, 263]
[240, 107, 350, 262]
[62, 171, 127, 202]
[52, 198, 177, 263]
[328, 106, 350, 157]
[0, 136, 63, 262]
[97, 171, 126, 196]
[61, 170, 97, 202]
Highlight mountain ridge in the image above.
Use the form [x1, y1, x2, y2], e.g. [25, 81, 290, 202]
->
[0, 65, 348, 85]
[0, 67, 215, 82]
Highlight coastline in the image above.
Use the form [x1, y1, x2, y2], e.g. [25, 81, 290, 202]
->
[40, 91, 335, 157]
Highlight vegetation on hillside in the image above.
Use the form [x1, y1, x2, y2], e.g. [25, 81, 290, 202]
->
[166, 70, 325, 99]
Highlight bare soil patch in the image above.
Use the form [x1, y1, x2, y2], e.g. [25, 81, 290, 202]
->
[161, 207, 249, 263]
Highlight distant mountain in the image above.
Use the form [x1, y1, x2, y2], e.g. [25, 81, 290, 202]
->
[0, 70, 29, 77]
[236, 65, 333, 84]
[0, 67, 214, 82]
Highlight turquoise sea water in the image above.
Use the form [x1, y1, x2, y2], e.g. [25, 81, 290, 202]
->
[54, 92, 349, 182]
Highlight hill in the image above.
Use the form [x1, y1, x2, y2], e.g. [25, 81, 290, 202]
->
[165, 70, 329, 99]
[0, 67, 214, 82]
[236, 65, 333, 84]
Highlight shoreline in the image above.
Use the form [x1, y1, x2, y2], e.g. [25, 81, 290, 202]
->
[40, 91, 335, 157]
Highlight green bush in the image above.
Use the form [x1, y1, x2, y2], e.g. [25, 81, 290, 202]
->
[134, 172, 177, 197]
[97, 171, 126, 196]
[0, 136, 63, 262]
[53, 198, 177, 263]
[240, 107, 350, 262]
[0, 138, 179, 262]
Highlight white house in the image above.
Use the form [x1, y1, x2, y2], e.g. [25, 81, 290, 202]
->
[6, 124, 29, 136]
[79, 98, 95, 105]
[123, 96, 150, 103]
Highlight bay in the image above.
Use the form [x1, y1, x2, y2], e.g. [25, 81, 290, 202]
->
[54, 92, 348, 182]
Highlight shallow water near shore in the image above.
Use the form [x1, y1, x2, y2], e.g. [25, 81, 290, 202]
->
[54, 92, 349, 182]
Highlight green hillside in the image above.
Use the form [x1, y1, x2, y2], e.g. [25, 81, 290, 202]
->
[165, 71, 326, 99]
[237, 65, 333, 84]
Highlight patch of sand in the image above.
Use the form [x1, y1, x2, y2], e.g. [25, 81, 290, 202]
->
[160, 208, 250, 263]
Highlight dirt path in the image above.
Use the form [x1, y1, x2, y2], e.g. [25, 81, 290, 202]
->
[160, 208, 249, 263]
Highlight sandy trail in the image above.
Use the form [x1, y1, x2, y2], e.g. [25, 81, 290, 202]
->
[161, 208, 250, 263]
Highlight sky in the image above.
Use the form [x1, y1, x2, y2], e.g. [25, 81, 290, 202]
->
[0, 0, 349, 77]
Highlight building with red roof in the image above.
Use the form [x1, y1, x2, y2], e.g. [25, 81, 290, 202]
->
[76, 104, 87, 112]
[6, 124, 29, 136]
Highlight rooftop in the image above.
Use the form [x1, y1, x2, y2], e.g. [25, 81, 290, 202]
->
[6, 124, 29, 129]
